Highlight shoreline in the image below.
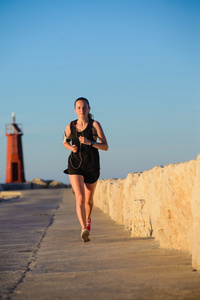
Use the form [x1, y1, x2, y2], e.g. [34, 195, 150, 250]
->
[0, 178, 71, 192]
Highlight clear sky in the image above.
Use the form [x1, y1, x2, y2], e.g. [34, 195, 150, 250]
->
[0, 0, 199, 184]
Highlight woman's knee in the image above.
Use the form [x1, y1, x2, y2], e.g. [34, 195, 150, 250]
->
[75, 192, 85, 206]
[85, 196, 93, 206]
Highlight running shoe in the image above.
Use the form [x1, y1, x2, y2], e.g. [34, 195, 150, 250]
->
[86, 217, 91, 232]
[81, 228, 90, 242]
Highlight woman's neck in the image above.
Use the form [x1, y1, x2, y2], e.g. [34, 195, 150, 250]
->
[75, 117, 89, 131]
[77, 117, 89, 126]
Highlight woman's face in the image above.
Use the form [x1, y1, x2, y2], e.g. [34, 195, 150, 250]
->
[74, 100, 90, 119]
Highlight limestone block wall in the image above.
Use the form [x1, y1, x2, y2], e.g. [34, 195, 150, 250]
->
[191, 154, 200, 270]
[94, 154, 200, 270]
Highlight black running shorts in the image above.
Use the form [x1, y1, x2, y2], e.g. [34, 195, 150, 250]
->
[64, 167, 100, 184]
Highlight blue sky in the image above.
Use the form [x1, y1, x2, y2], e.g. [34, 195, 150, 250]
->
[0, 0, 199, 183]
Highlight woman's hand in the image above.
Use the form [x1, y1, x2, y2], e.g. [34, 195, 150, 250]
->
[71, 145, 78, 153]
[79, 136, 90, 145]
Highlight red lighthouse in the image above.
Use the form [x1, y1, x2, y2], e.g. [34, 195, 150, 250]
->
[5, 113, 26, 183]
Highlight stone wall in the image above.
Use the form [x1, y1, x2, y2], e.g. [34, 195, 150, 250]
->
[94, 154, 200, 270]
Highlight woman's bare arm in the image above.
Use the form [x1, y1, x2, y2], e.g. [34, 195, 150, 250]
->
[63, 123, 78, 153]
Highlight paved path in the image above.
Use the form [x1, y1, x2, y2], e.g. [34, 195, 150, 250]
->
[1, 189, 200, 300]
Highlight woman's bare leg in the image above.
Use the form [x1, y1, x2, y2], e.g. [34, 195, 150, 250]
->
[69, 175, 86, 230]
[84, 181, 98, 220]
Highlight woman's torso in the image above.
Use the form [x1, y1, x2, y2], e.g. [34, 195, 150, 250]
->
[69, 119, 100, 171]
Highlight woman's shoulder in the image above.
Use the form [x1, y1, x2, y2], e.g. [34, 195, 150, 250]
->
[92, 120, 102, 129]
[92, 120, 100, 126]
[71, 119, 78, 127]
[65, 120, 75, 130]
[66, 120, 77, 128]
[65, 120, 78, 136]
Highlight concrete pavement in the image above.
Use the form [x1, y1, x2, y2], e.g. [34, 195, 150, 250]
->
[1, 188, 200, 300]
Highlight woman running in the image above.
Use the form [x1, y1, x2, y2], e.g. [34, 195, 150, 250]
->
[63, 97, 108, 242]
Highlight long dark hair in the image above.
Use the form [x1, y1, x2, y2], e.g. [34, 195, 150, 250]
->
[74, 97, 94, 120]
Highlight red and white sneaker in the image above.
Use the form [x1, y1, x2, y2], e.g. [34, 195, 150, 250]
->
[81, 228, 90, 242]
[86, 217, 91, 232]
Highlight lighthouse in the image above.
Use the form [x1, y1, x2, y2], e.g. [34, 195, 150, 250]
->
[5, 113, 26, 183]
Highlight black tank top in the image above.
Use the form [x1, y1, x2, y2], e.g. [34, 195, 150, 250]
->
[68, 119, 100, 171]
